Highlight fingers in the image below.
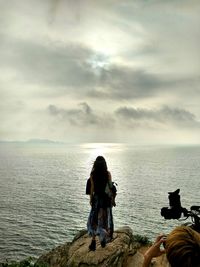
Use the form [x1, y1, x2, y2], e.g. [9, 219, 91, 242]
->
[153, 235, 167, 254]
[155, 235, 167, 247]
[155, 234, 166, 242]
[158, 237, 166, 245]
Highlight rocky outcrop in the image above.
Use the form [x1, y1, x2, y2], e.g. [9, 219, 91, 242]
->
[36, 227, 167, 267]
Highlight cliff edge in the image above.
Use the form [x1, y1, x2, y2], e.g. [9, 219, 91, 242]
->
[36, 226, 168, 267]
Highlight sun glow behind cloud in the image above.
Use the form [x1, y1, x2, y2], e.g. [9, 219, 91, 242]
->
[0, 0, 200, 144]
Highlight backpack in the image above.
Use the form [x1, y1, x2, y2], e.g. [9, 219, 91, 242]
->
[107, 182, 117, 207]
[86, 178, 117, 206]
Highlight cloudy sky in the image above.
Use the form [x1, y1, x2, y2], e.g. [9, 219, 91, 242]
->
[0, 0, 200, 144]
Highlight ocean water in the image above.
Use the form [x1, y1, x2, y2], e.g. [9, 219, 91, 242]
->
[0, 142, 200, 262]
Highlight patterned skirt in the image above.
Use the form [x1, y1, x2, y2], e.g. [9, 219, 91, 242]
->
[87, 194, 114, 243]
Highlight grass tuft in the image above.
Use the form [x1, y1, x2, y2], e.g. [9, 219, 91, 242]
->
[132, 234, 152, 245]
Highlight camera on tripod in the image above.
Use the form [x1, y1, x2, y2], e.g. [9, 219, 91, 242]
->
[161, 189, 200, 232]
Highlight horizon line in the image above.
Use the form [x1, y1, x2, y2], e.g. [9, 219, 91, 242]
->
[0, 139, 200, 146]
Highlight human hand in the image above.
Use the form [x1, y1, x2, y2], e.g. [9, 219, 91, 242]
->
[145, 234, 166, 258]
[142, 234, 166, 267]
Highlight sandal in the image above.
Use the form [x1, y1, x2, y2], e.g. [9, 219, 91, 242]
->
[89, 239, 96, 251]
[100, 239, 106, 248]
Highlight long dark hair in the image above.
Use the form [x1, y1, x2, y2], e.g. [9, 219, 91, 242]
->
[91, 156, 108, 194]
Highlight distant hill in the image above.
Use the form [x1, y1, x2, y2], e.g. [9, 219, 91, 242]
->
[0, 139, 65, 144]
[27, 139, 62, 144]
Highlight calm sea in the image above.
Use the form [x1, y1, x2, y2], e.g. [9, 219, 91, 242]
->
[0, 143, 200, 262]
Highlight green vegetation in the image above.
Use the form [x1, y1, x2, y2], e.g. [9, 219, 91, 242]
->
[0, 258, 47, 267]
[0, 258, 34, 267]
[132, 234, 152, 245]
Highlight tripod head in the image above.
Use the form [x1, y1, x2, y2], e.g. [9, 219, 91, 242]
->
[161, 189, 200, 233]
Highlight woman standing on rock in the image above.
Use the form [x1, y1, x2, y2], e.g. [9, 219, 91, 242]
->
[87, 156, 114, 251]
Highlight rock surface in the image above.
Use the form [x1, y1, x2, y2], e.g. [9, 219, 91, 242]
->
[36, 227, 167, 267]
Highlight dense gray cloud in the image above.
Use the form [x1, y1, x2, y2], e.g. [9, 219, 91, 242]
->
[0, 34, 97, 92]
[48, 102, 115, 127]
[88, 67, 161, 99]
[0, 33, 167, 98]
[116, 106, 200, 128]
[47, 102, 200, 130]
[1, 30, 198, 101]
[87, 67, 200, 100]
